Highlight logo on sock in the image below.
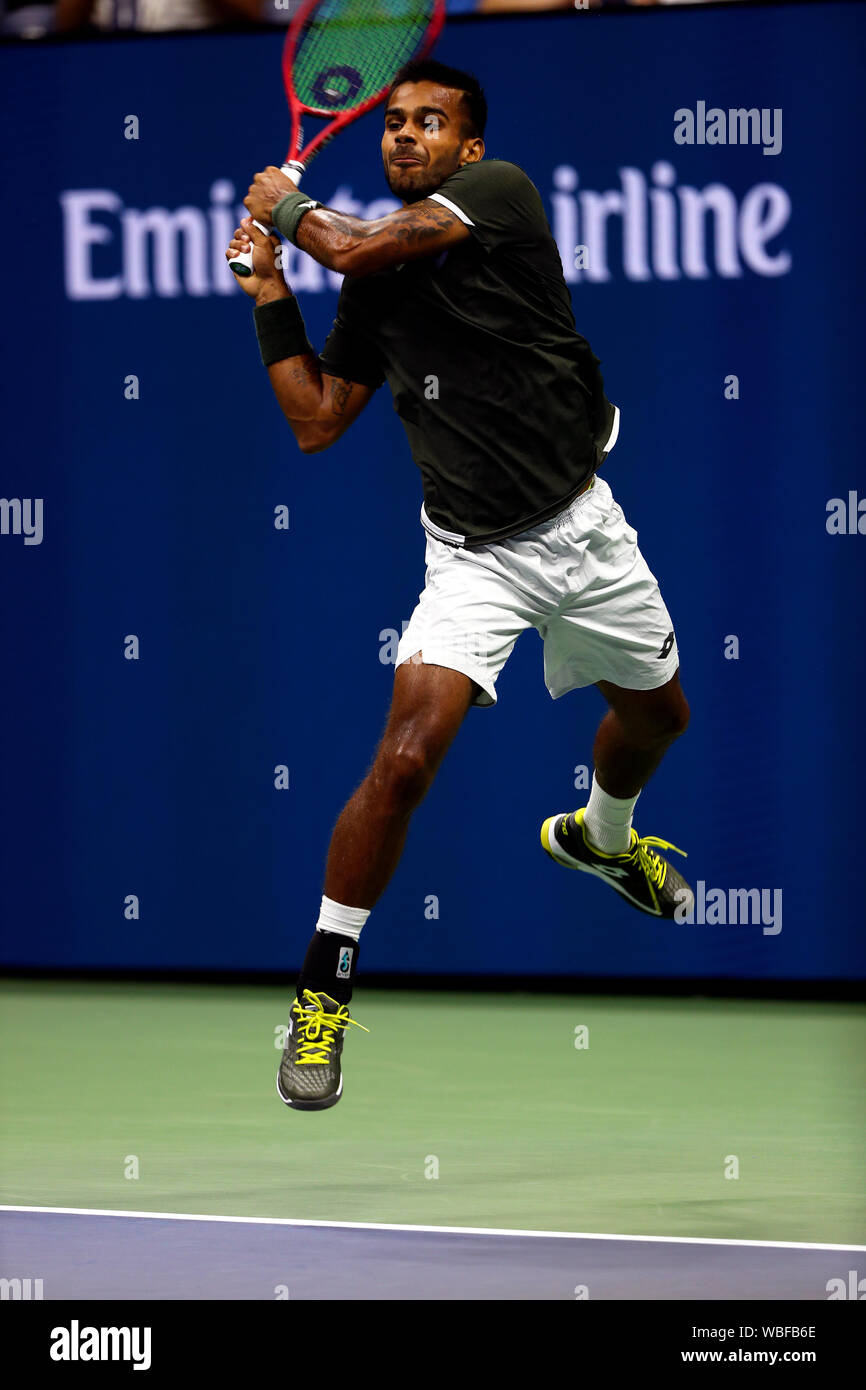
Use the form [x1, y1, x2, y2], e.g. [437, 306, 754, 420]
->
[337, 947, 353, 980]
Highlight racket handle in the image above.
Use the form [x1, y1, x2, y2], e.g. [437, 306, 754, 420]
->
[227, 167, 305, 276]
[228, 218, 272, 278]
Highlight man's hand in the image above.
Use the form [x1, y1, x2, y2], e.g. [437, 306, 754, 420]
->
[244, 167, 300, 225]
[225, 218, 288, 303]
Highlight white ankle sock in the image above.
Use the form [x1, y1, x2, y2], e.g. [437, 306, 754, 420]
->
[315, 895, 370, 942]
[582, 774, 639, 855]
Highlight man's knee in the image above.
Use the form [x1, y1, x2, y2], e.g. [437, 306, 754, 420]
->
[620, 685, 690, 749]
[371, 734, 442, 810]
[369, 658, 474, 811]
[644, 687, 690, 746]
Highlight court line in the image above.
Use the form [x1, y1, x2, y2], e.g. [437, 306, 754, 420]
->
[1, 1205, 864, 1251]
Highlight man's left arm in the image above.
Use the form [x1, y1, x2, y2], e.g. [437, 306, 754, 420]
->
[245, 167, 470, 278]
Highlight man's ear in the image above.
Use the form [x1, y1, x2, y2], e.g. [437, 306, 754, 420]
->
[460, 138, 485, 166]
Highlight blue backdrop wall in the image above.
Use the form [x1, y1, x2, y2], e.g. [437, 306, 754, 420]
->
[2, 3, 864, 979]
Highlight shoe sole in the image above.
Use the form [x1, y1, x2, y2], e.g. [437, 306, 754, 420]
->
[276, 1072, 343, 1111]
[540, 813, 665, 918]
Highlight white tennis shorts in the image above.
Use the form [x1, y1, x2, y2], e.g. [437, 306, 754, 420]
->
[396, 476, 679, 706]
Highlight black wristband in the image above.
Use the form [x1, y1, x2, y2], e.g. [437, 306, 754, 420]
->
[272, 189, 321, 244]
[253, 296, 313, 367]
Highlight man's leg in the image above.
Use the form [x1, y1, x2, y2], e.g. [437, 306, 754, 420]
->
[294, 653, 477, 1004]
[540, 670, 693, 918]
[323, 653, 478, 908]
[278, 655, 477, 1110]
[592, 668, 689, 788]
[580, 669, 689, 854]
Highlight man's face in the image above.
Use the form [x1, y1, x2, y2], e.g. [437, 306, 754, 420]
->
[382, 81, 483, 203]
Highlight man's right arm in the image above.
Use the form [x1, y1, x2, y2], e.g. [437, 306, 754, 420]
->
[228, 217, 376, 453]
[260, 322, 376, 455]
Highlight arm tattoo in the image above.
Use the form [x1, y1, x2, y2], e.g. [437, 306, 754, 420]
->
[269, 350, 324, 425]
[296, 200, 462, 274]
[285, 352, 321, 389]
[386, 203, 459, 250]
[296, 210, 374, 266]
[329, 377, 353, 417]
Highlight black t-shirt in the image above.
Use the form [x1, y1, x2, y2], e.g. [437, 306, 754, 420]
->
[318, 159, 619, 547]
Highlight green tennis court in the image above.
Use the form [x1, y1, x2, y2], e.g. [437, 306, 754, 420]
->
[2, 979, 863, 1246]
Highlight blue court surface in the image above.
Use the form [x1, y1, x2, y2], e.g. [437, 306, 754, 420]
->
[2, 1207, 864, 1300]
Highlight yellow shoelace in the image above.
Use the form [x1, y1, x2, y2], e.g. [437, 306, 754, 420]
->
[294, 988, 369, 1066]
[626, 834, 688, 888]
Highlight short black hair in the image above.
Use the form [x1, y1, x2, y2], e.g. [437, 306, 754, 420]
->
[387, 60, 487, 139]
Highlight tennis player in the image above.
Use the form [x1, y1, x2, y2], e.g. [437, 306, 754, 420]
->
[227, 60, 694, 1110]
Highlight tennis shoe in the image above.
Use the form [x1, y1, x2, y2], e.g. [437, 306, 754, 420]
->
[276, 989, 368, 1111]
[540, 807, 693, 919]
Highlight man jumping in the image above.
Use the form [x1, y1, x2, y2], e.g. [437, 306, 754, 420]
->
[226, 60, 694, 1111]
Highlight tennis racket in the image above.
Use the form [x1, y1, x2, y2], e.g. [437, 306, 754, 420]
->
[229, 0, 446, 276]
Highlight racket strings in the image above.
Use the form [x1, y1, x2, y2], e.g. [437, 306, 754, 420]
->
[293, 0, 435, 112]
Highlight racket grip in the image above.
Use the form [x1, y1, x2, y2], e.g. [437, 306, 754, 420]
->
[228, 219, 273, 278]
[226, 164, 304, 276]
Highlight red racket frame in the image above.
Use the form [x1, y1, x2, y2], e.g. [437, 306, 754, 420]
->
[229, 0, 445, 274]
[280, 0, 447, 174]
